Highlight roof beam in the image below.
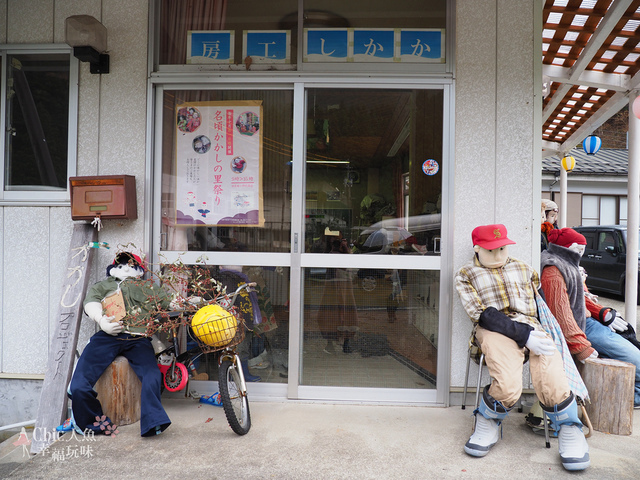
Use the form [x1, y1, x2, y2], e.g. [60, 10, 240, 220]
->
[543, 64, 630, 92]
[549, 67, 640, 154]
[543, 0, 633, 122]
[556, 91, 631, 152]
[567, 0, 633, 78]
[542, 139, 562, 158]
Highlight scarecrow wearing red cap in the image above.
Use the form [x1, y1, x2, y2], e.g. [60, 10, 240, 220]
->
[455, 224, 589, 471]
[541, 228, 640, 409]
[60, 251, 172, 437]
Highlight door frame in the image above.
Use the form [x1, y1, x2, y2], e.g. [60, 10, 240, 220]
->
[148, 76, 454, 405]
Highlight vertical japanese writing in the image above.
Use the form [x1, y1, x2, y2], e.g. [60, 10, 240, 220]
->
[411, 39, 431, 57]
[60, 245, 89, 308]
[53, 312, 75, 379]
[321, 38, 336, 56]
[175, 102, 263, 226]
[364, 38, 383, 56]
[185, 158, 200, 185]
[226, 109, 234, 155]
[202, 41, 221, 59]
[56, 243, 90, 379]
[214, 152, 223, 207]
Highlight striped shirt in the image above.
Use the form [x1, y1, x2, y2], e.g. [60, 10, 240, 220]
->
[455, 256, 541, 332]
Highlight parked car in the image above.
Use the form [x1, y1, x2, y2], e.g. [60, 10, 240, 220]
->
[573, 225, 640, 302]
[355, 213, 441, 254]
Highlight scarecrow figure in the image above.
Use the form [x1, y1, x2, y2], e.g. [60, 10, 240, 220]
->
[455, 224, 589, 471]
[61, 252, 171, 436]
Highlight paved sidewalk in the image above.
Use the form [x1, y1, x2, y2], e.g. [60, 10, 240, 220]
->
[1, 398, 639, 479]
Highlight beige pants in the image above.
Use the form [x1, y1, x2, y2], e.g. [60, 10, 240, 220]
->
[475, 326, 570, 408]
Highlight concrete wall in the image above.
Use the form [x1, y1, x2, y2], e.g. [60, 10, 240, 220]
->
[0, 0, 149, 425]
[451, 0, 541, 393]
[0, 0, 545, 418]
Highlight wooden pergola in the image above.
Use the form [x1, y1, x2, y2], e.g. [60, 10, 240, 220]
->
[542, 0, 640, 325]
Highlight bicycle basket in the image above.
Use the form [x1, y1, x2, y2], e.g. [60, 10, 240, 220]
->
[191, 304, 243, 352]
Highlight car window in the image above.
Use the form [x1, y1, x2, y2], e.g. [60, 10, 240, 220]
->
[597, 231, 615, 251]
[581, 231, 596, 250]
[615, 230, 625, 253]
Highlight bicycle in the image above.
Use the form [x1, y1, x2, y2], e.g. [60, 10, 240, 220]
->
[154, 281, 257, 435]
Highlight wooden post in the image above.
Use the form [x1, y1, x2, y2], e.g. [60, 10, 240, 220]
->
[580, 357, 635, 435]
[94, 356, 142, 426]
[31, 224, 97, 454]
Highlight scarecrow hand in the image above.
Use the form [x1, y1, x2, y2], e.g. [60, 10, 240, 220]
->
[525, 331, 556, 356]
[609, 313, 628, 333]
[85, 302, 107, 323]
[579, 350, 599, 364]
[99, 315, 123, 336]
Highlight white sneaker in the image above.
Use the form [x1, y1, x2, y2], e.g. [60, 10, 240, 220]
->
[464, 414, 501, 457]
[558, 424, 590, 471]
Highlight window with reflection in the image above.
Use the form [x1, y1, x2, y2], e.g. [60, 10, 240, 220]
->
[169, 265, 290, 384]
[302, 267, 439, 388]
[304, 88, 443, 255]
[160, 89, 293, 253]
[3, 52, 70, 192]
[156, 0, 446, 68]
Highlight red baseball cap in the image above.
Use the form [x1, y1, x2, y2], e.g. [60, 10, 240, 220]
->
[471, 224, 516, 250]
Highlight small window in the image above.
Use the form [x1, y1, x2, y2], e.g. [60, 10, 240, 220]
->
[0, 47, 78, 203]
[598, 231, 615, 251]
[156, 0, 447, 70]
[615, 231, 625, 252]
[582, 231, 595, 250]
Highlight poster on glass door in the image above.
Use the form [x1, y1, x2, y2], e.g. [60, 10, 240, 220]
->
[175, 100, 264, 227]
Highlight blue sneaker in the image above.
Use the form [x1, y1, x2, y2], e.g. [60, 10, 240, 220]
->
[199, 392, 223, 407]
[56, 418, 74, 432]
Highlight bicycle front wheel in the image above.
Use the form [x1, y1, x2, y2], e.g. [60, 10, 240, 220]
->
[218, 359, 251, 435]
[163, 362, 188, 392]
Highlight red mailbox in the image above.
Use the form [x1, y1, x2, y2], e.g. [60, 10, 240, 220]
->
[69, 175, 137, 221]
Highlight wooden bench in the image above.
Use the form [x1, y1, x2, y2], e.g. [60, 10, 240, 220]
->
[94, 356, 141, 426]
[579, 357, 635, 435]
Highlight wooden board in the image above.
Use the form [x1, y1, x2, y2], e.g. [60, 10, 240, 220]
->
[31, 224, 97, 454]
[580, 357, 635, 435]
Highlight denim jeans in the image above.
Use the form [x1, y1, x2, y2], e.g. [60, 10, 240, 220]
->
[584, 317, 640, 406]
[69, 331, 171, 436]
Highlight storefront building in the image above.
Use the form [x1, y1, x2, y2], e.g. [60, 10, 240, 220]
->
[0, 0, 542, 424]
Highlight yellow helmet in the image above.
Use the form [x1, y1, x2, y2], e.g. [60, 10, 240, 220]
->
[191, 304, 238, 347]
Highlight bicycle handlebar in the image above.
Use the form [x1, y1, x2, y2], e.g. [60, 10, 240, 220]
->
[157, 281, 258, 320]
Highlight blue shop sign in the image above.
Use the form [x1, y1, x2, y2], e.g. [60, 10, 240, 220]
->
[244, 30, 291, 64]
[304, 29, 349, 62]
[187, 31, 234, 64]
[399, 29, 445, 63]
[353, 29, 395, 61]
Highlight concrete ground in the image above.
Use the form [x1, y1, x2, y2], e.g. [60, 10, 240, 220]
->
[2, 292, 639, 479]
[1, 398, 639, 480]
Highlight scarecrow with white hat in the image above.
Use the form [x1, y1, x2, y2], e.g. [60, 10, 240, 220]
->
[61, 252, 172, 437]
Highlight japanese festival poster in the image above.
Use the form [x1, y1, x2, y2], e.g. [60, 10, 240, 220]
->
[175, 100, 264, 227]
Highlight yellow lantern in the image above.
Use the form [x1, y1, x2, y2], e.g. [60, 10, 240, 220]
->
[191, 304, 238, 347]
[561, 155, 575, 172]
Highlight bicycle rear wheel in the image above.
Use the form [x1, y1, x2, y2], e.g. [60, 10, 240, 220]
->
[218, 358, 251, 435]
